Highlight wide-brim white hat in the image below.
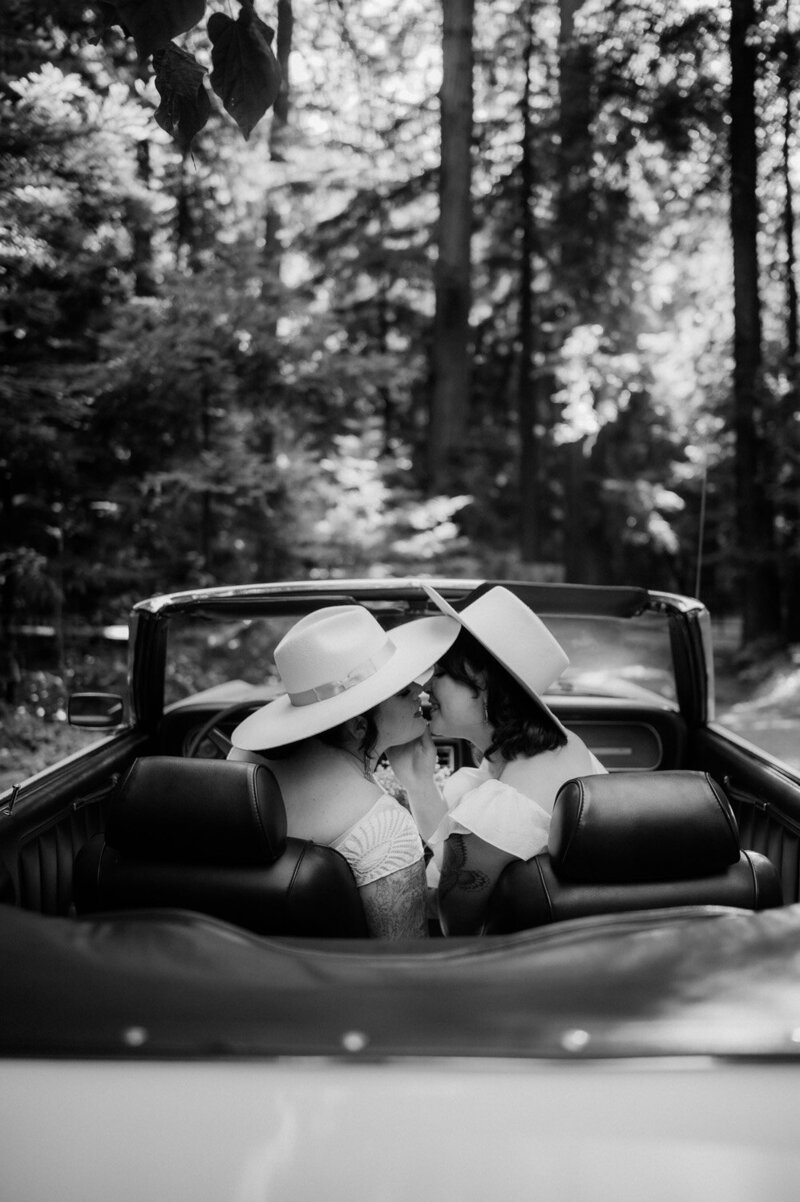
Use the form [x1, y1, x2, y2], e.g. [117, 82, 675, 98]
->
[422, 583, 570, 735]
[231, 604, 460, 751]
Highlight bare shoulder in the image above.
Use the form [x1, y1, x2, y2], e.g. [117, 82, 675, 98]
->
[275, 742, 382, 840]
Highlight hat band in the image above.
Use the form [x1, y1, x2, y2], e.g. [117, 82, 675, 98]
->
[287, 638, 397, 707]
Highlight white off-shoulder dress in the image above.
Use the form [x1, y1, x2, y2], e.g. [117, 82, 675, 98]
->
[426, 733, 607, 883]
[228, 744, 424, 889]
[331, 794, 425, 888]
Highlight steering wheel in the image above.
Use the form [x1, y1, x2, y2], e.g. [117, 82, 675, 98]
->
[183, 702, 259, 759]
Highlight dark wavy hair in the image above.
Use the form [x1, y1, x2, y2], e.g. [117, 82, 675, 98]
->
[437, 629, 566, 762]
[318, 709, 380, 768]
[267, 710, 380, 772]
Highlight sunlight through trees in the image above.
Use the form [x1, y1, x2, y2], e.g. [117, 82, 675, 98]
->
[3, 0, 800, 674]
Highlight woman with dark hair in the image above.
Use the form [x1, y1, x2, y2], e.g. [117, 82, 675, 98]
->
[393, 586, 605, 935]
[227, 604, 459, 939]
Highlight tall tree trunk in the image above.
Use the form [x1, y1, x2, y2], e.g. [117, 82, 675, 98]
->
[729, 0, 782, 642]
[557, 0, 595, 582]
[518, 0, 539, 562]
[781, 19, 798, 366]
[778, 5, 800, 640]
[175, 151, 194, 268]
[263, 0, 293, 276]
[255, 1, 292, 581]
[428, 0, 473, 491]
[132, 57, 156, 297]
[556, 0, 593, 290]
[133, 142, 157, 296]
[0, 552, 21, 704]
[200, 385, 212, 578]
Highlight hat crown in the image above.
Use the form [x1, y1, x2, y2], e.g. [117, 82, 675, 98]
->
[232, 606, 459, 752]
[464, 590, 568, 694]
[274, 606, 393, 695]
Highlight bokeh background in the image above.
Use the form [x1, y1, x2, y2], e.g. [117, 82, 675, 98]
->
[3, 0, 800, 781]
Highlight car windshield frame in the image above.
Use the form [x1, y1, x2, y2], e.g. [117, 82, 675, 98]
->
[127, 579, 701, 722]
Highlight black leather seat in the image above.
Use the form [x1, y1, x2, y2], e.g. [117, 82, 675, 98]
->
[73, 756, 368, 937]
[483, 770, 783, 935]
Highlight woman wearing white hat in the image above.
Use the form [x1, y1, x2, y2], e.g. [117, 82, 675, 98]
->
[392, 585, 606, 936]
[228, 603, 459, 939]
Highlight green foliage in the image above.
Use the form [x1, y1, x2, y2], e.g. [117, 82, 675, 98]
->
[0, 54, 154, 637]
[71, 266, 287, 593]
[275, 427, 472, 576]
[3, 0, 799, 657]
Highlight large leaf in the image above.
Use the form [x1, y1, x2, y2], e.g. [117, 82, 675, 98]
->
[153, 45, 212, 150]
[95, 1, 131, 38]
[208, 6, 281, 140]
[104, 0, 207, 59]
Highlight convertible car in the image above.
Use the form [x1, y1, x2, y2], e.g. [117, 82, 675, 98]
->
[3, 578, 800, 1200]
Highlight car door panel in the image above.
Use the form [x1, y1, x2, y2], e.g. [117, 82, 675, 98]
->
[692, 724, 800, 903]
[0, 730, 149, 913]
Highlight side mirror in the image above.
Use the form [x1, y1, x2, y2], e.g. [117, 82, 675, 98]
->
[68, 692, 125, 729]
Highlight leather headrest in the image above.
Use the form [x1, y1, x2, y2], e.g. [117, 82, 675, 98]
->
[106, 757, 287, 866]
[549, 770, 740, 883]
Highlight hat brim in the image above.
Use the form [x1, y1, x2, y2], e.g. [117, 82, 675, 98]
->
[231, 614, 459, 751]
[421, 583, 570, 737]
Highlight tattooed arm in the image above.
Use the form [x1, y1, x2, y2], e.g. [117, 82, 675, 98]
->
[437, 833, 517, 936]
[358, 858, 430, 939]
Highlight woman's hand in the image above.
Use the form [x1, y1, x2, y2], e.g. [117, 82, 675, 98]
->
[385, 727, 438, 791]
[385, 728, 446, 842]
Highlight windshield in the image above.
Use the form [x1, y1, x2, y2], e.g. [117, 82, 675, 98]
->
[163, 605, 678, 709]
[164, 614, 299, 708]
[542, 610, 677, 704]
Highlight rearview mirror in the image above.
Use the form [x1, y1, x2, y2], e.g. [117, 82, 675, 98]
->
[68, 692, 125, 729]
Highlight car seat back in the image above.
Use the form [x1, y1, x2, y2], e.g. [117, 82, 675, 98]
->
[73, 756, 368, 937]
[483, 770, 783, 934]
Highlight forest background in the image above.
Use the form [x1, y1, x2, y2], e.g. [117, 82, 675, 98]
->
[3, 0, 800, 779]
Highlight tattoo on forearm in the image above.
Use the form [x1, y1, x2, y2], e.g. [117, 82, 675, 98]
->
[439, 835, 491, 899]
[362, 859, 429, 939]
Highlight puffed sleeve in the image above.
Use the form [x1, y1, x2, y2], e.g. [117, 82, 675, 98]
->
[428, 772, 551, 870]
